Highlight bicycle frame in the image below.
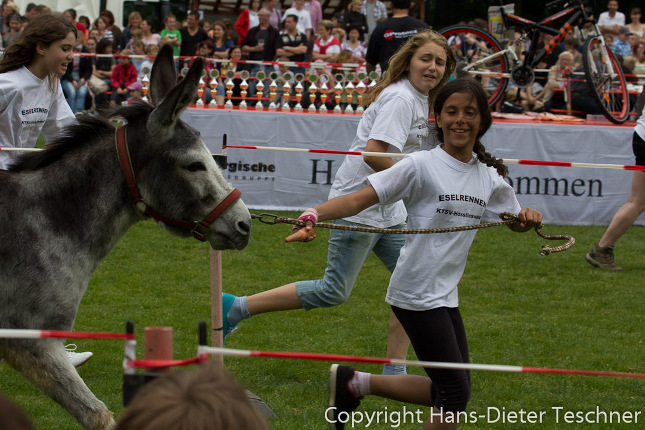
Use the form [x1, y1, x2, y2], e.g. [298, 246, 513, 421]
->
[463, 1, 608, 79]
[499, 1, 597, 68]
[461, 48, 517, 79]
[440, 0, 630, 123]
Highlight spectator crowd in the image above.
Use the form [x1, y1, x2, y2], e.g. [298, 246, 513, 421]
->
[0, 0, 400, 113]
[1, 0, 643, 117]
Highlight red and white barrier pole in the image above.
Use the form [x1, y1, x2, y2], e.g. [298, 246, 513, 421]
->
[200, 346, 645, 379]
[0, 328, 133, 340]
[6, 145, 645, 172]
[224, 145, 645, 172]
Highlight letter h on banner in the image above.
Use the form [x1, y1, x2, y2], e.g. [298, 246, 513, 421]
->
[310, 160, 334, 185]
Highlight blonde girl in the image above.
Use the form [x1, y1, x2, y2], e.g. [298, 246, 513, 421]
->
[121, 11, 142, 50]
[222, 29, 456, 377]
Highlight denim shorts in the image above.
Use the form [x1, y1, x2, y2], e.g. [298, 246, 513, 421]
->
[295, 219, 406, 310]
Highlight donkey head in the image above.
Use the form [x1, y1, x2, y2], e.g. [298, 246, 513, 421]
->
[131, 44, 251, 250]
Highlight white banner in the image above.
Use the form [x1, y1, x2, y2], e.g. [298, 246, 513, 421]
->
[182, 109, 643, 226]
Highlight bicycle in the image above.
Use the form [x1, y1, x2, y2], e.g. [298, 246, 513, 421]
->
[439, 0, 630, 124]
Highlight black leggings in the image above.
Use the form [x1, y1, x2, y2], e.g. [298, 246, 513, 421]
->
[633, 131, 645, 166]
[392, 306, 471, 412]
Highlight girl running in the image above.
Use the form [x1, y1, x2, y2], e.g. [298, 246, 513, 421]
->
[0, 13, 77, 170]
[290, 78, 542, 429]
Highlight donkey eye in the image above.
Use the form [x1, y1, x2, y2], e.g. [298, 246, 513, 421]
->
[186, 162, 206, 172]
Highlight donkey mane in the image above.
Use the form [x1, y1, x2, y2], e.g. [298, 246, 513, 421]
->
[9, 103, 155, 173]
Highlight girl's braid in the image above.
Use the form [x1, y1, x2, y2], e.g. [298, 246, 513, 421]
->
[473, 140, 508, 177]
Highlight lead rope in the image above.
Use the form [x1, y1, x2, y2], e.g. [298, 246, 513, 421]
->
[252, 212, 575, 256]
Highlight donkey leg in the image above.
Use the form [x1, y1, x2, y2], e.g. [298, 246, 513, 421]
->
[4, 340, 115, 430]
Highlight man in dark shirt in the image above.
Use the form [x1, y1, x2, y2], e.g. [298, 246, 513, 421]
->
[180, 11, 209, 58]
[275, 14, 309, 105]
[242, 8, 280, 100]
[275, 14, 308, 64]
[365, 0, 429, 73]
[242, 8, 279, 62]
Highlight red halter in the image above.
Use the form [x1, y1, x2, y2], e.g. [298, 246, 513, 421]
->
[115, 125, 242, 242]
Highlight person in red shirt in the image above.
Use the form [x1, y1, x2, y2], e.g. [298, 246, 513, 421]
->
[110, 49, 138, 106]
[235, 0, 262, 45]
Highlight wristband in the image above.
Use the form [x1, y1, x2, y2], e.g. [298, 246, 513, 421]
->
[298, 208, 318, 225]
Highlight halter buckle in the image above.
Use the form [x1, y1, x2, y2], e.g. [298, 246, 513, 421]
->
[191, 222, 208, 242]
[135, 201, 148, 215]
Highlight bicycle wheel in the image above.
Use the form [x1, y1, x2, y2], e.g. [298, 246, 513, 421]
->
[440, 25, 510, 107]
[582, 37, 630, 124]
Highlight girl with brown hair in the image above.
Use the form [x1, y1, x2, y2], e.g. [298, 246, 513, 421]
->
[0, 12, 91, 366]
[0, 13, 77, 169]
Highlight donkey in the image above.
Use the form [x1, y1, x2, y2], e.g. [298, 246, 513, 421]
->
[0, 44, 251, 429]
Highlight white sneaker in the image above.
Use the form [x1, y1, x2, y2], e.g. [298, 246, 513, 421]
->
[65, 344, 93, 368]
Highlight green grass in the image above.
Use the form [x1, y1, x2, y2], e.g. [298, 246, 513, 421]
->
[1, 212, 644, 429]
[35, 134, 45, 149]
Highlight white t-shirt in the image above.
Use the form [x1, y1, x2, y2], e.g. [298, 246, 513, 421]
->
[598, 11, 626, 28]
[369, 147, 522, 311]
[282, 8, 313, 34]
[329, 78, 432, 227]
[249, 10, 260, 29]
[0, 66, 75, 169]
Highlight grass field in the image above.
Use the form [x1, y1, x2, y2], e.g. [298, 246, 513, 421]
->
[0, 211, 643, 429]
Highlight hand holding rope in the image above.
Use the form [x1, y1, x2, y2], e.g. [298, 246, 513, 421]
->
[251, 212, 575, 256]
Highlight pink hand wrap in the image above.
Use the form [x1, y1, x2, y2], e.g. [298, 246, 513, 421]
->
[298, 208, 318, 225]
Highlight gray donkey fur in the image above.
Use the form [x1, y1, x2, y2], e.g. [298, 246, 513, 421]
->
[0, 44, 251, 429]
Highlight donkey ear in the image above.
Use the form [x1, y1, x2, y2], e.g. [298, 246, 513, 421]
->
[147, 57, 204, 136]
[149, 44, 177, 106]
